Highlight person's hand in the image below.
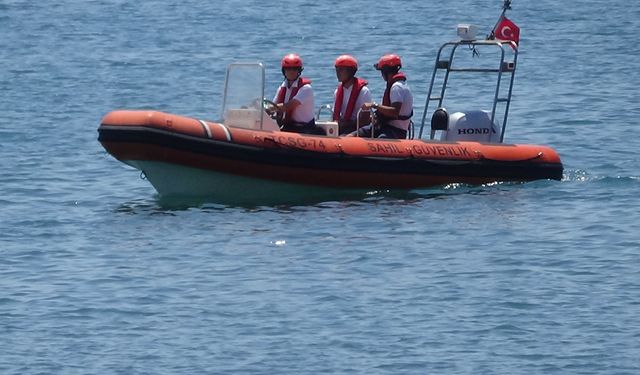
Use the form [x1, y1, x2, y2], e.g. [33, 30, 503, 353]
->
[362, 102, 378, 111]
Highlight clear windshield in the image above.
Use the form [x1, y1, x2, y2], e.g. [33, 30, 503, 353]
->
[221, 63, 267, 130]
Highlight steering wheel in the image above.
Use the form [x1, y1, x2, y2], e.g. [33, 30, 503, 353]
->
[263, 99, 277, 111]
[262, 99, 280, 119]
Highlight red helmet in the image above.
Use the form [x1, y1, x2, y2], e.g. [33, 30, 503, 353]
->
[334, 54, 358, 69]
[281, 53, 303, 69]
[374, 54, 402, 70]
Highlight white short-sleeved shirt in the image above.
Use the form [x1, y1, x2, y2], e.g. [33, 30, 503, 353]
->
[333, 84, 372, 121]
[388, 81, 413, 130]
[273, 80, 315, 123]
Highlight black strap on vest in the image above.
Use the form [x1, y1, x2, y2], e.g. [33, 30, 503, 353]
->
[398, 110, 414, 121]
[378, 110, 413, 122]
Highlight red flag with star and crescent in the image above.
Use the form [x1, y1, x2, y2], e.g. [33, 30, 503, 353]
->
[493, 16, 520, 47]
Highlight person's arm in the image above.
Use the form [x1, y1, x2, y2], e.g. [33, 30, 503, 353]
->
[356, 88, 373, 125]
[276, 99, 301, 113]
[277, 84, 310, 113]
[364, 84, 402, 117]
[362, 102, 401, 118]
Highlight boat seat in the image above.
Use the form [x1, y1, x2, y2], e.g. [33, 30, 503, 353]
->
[439, 110, 501, 143]
[224, 108, 280, 131]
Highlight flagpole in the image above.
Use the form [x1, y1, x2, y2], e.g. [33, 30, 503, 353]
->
[488, 0, 513, 39]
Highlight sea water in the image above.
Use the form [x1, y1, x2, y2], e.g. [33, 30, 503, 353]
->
[1, 0, 639, 373]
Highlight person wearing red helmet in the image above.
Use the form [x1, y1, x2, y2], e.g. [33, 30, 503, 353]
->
[332, 55, 372, 135]
[352, 54, 413, 139]
[271, 53, 323, 135]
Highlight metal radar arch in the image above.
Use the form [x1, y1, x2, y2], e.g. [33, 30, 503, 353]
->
[418, 0, 519, 143]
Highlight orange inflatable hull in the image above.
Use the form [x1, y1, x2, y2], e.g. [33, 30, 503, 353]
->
[98, 110, 563, 196]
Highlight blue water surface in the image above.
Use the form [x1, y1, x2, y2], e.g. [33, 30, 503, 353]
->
[1, 1, 640, 374]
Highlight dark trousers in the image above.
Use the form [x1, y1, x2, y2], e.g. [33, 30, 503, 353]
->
[351, 123, 407, 139]
[338, 120, 357, 135]
[280, 119, 325, 135]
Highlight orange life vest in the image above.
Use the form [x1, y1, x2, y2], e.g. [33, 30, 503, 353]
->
[381, 73, 412, 121]
[332, 77, 368, 121]
[382, 73, 406, 106]
[276, 77, 312, 122]
[276, 77, 312, 104]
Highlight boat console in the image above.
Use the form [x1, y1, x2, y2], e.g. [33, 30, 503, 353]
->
[224, 108, 280, 131]
[220, 63, 338, 136]
[223, 108, 337, 136]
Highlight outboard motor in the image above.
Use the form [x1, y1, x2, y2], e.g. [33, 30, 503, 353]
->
[439, 110, 501, 143]
[431, 107, 449, 131]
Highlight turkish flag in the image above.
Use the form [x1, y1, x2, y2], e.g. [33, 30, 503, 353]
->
[494, 16, 520, 46]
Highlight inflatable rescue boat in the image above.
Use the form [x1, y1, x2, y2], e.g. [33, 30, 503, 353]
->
[98, 38, 563, 202]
